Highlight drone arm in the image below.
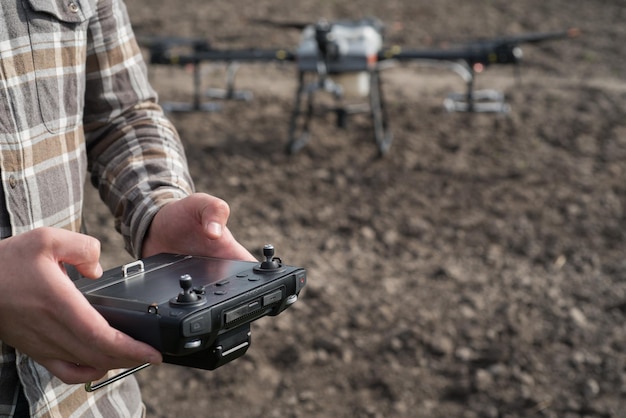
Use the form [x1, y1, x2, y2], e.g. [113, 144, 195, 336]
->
[490, 27, 580, 46]
[154, 49, 295, 66]
[379, 46, 475, 62]
[379, 46, 497, 67]
[380, 28, 579, 67]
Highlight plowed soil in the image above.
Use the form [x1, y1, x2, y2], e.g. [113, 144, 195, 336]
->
[83, 1, 626, 417]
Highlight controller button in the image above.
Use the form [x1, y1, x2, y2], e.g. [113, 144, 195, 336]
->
[262, 290, 283, 306]
[182, 312, 211, 336]
[236, 273, 248, 278]
[216, 279, 230, 286]
[214, 290, 227, 295]
[296, 271, 306, 290]
[248, 277, 260, 282]
[184, 340, 202, 349]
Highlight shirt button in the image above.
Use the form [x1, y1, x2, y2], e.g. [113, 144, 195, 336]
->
[68, 1, 79, 13]
[8, 176, 17, 188]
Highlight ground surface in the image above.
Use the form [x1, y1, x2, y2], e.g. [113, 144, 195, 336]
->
[83, 1, 626, 417]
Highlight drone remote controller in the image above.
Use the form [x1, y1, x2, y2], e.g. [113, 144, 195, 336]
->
[76, 244, 306, 374]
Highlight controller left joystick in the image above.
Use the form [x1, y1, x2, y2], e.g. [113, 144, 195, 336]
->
[175, 274, 201, 304]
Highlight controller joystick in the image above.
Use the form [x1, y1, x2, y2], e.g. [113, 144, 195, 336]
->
[175, 274, 202, 304]
[255, 244, 283, 272]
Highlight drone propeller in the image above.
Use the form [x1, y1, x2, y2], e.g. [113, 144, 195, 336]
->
[464, 27, 581, 47]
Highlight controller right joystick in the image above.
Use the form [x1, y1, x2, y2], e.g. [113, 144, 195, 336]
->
[255, 244, 283, 272]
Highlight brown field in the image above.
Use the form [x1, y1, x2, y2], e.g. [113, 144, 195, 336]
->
[83, 1, 626, 416]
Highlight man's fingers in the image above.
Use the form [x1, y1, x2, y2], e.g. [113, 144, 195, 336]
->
[218, 227, 257, 261]
[41, 320, 162, 375]
[205, 221, 223, 239]
[84, 329, 163, 368]
[39, 228, 103, 278]
[36, 275, 163, 371]
[60, 305, 163, 369]
[39, 359, 107, 385]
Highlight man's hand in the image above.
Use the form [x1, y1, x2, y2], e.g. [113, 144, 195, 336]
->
[0, 228, 162, 384]
[142, 193, 256, 261]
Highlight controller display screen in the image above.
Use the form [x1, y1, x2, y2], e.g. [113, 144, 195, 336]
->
[92, 257, 252, 304]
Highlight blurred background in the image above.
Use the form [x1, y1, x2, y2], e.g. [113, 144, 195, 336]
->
[84, 1, 626, 416]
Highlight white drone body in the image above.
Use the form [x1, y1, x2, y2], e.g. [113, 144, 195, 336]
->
[295, 18, 384, 97]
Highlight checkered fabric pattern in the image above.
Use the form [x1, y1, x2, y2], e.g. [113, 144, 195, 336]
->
[0, 0, 194, 416]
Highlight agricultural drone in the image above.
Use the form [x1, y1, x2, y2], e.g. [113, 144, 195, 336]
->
[138, 18, 579, 156]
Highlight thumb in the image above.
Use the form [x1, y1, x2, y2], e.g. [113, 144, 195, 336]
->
[48, 229, 103, 279]
[196, 194, 231, 240]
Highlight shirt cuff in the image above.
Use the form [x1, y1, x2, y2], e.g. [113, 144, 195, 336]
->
[124, 186, 191, 258]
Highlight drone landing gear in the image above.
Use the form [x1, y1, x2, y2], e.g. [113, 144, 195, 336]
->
[159, 62, 253, 114]
[442, 62, 511, 114]
[286, 71, 315, 154]
[444, 88, 510, 113]
[369, 69, 393, 156]
[158, 61, 222, 113]
[286, 67, 393, 157]
[205, 62, 254, 102]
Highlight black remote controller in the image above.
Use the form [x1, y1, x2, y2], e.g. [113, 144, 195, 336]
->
[75, 244, 306, 370]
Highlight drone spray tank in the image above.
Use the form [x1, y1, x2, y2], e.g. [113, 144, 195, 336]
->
[295, 18, 384, 97]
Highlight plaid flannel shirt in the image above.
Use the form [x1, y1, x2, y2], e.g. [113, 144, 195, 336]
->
[0, 0, 194, 416]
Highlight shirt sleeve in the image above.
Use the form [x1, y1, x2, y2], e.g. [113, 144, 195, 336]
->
[82, 0, 194, 258]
